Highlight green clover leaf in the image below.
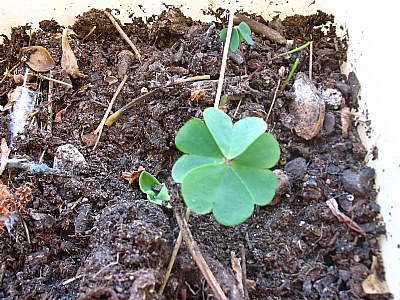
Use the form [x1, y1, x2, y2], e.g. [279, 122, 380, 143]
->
[172, 107, 280, 226]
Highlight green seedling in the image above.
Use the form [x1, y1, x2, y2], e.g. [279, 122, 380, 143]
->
[280, 58, 300, 93]
[220, 21, 254, 53]
[172, 107, 280, 226]
[139, 171, 172, 208]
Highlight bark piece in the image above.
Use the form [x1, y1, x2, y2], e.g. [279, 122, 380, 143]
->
[234, 15, 286, 45]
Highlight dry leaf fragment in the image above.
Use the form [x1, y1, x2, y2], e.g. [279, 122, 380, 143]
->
[122, 166, 145, 184]
[104, 70, 118, 85]
[1, 88, 21, 112]
[61, 28, 84, 78]
[20, 46, 56, 72]
[326, 198, 366, 236]
[81, 133, 98, 147]
[231, 251, 244, 297]
[54, 107, 68, 124]
[362, 256, 390, 295]
[0, 138, 11, 175]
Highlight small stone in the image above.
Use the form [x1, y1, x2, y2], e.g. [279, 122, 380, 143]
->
[273, 169, 291, 194]
[53, 143, 87, 172]
[302, 176, 324, 201]
[229, 50, 244, 65]
[284, 157, 307, 180]
[323, 111, 336, 134]
[326, 164, 340, 175]
[342, 168, 375, 197]
[320, 88, 344, 109]
[335, 81, 352, 100]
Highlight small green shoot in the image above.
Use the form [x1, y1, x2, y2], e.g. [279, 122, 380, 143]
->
[219, 94, 229, 107]
[280, 58, 300, 93]
[139, 171, 172, 208]
[220, 22, 254, 53]
[172, 107, 280, 226]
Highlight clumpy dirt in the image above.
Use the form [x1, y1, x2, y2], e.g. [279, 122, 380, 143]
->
[0, 7, 391, 300]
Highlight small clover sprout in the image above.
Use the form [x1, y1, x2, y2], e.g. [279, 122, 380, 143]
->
[139, 171, 172, 208]
[220, 21, 254, 52]
[172, 107, 280, 226]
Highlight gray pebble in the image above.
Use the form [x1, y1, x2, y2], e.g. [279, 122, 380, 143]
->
[53, 143, 87, 172]
[342, 167, 375, 197]
[323, 111, 336, 134]
[284, 157, 307, 180]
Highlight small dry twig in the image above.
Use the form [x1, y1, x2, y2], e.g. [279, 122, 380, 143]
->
[158, 208, 191, 295]
[266, 78, 281, 123]
[104, 10, 141, 62]
[214, 9, 234, 108]
[234, 14, 286, 45]
[240, 244, 249, 299]
[175, 211, 227, 300]
[93, 74, 128, 149]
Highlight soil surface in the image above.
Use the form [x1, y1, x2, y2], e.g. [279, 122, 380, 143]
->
[0, 7, 390, 300]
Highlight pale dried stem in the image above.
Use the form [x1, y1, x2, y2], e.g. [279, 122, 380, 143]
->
[158, 208, 191, 295]
[104, 10, 141, 62]
[214, 9, 234, 108]
[93, 74, 128, 149]
[175, 211, 228, 300]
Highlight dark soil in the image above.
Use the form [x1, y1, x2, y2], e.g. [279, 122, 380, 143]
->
[0, 7, 390, 300]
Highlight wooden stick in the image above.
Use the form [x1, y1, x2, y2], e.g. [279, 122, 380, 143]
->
[158, 209, 191, 295]
[104, 10, 141, 62]
[214, 9, 234, 108]
[266, 78, 280, 123]
[105, 75, 210, 127]
[93, 74, 128, 149]
[234, 15, 286, 45]
[175, 212, 228, 300]
[240, 244, 249, 299]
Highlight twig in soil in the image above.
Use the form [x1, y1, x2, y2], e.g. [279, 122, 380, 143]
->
[214, 9, 234, 109]
[0, 62, 21, 85]
[105, 75, 210, 127]
[175, 211, 228, 300]
[93, 253, 120, 278]
[240, 244, 249, 299]
[93, 74, 128, 149]
[35, 73, 73, 88]
[82, 26, 96, 42]
[104, 10, 141, 62]
[18, 210, 31, 244]
[158, 208, 191, 295]
[247, 41, 311, 82]
[233, 99, 242, 118]
[266, 78, 281, 123]
[46, 71, 54, 134]
[234, 14, 286, 45]
[62, 274, 84, 286]
[326, 198, 366, 236]
[0, 261, 6, 286]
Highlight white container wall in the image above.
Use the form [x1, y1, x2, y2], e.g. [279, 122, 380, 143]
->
[1, 0, 398, 298]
